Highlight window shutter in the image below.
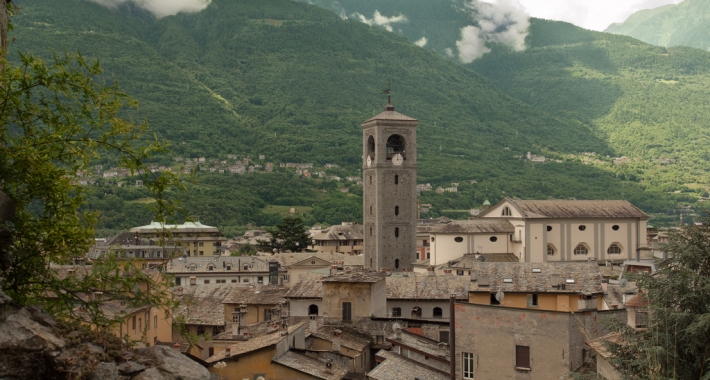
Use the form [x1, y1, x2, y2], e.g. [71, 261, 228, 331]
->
[516, 346, 531, 368]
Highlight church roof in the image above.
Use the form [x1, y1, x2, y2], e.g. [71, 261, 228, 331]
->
[480, 198, 649, 219]
[363, 110, 418, 123]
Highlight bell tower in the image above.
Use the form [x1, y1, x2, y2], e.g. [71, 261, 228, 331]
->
[362, 97, 417, 272]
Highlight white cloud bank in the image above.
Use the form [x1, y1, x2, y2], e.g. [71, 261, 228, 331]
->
[414, 37, 428, 47]
[456, 0, 530, 63]
[353, 10, 408, 32]
[87, 0, 211, 18]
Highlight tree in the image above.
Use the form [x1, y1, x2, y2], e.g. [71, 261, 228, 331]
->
[0, 2, 182, 328]
[256, 216, 312, 253]
[606, 222, 710, 379]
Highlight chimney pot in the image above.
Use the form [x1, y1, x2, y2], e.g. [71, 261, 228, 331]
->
[173, 343, 181, 350]
[225, 347, 231, 357]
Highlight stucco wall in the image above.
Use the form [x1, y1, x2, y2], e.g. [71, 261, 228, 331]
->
[430, 233, 510, 265]
[289, 299, 322, 317]
[323, 282, 376, 321]
[387, 300, 451, 320]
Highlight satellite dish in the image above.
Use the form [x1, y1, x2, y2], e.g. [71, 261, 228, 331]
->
[392, 322, 401, 331]
[495, 290, 505, 302]
[182, 253, 187, 259]
[619, 278, 628, 288]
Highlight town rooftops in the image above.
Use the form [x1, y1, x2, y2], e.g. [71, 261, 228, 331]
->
[368, 350, 449, 380]
[222, 285, 288, 305]
[130, 221, 220, 233]
[166, 256, 273, 274]
[469, 262, 604, 295]
[173, 284, 245, 326]
[625, 293, 650, 308]
[452, 253, 520, 266]
[386, 275, 469, 300]
[311, 223, 364, 241]
[285, 273, 326, 299]
[311, 326, 371, 352]
[268, 252, 364, 268]
[425, 219, 515, 234]
[206, 322, 305, 363]
[272, 350, 348, 380]
[479, 198, 649, 219]
[387, 329, 448, 360]
[321, 269, 388, 283]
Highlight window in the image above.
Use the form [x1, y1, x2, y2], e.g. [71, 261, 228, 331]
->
[401, 348, 409, 358]
[547, 244, 555, 255]
[463, 352, 474, 379]
[608, 243, 622, 255]
[370, 227, 372, 236]
[502, 206, 512, 216]
[433, 307, 443, 318]
[527, 294, 538, 307]
[574, 244, 589, 255]
[145, 312, 150, 330]
[138, 318, 142, 331]
[636, 311, 648, 328]
[258, 276, 263, 282]
[430, 237, 435, 242]
[395, 206, 399, 216]
[370, 205, 372, 215]
[439, 330, 449, 343]
[457, 270, 464, 275]
[308, 304, 319, 316]
[454, 237, 464, 243]
[197, 325, 205, 335]
[395, 175, 399, 185]
[132, 315, 136, 330]
[391, 307, 401, 317]
[369, 176, 372, 185]
[395, 227, 399, 238]
[212, 326, 220, 336]
[208, 347, 214, 357]
[175, 277, 181, 286]
[232, 313, 240, 323]
[386, 134, 405, 159]
[204, 279, 210, 284]
[578, 225, 587, 231]
[547, 225, 552, 231]
[612, 225, 620, 231]
[395, 259, 399, 269]
[490, 236, 498, 242]
[515, 346, 531, 369]
[154, 315, 157, 328]
[208, 265, 214, 271]
[367, 135, 375, 156]
[199, 251, 204, 255]
[199, 242, 204, 247]
[342, 302, 352, 321]
[264, 309, 273, 321]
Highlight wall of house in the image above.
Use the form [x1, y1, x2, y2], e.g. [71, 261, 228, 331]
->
[309, 337, 367, 372]
[370, 281, 387, 318]
[467, 293, 584, 313]
[288, 299, 322, 317]
[527, 218, 647, 263]
[323, 281, 387, 321]
[429, 233, 511, 265]
[112, 306, 171, 347]
[223, 303, 276, 325]
[386, 300, 451, 320]
[175, 273, 267, 286]
[393, 343, 450, 372]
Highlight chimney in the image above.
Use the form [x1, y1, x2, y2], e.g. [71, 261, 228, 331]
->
[173, 343, 181, 350]
[332, 330, 341, 352]
[309, 315, 318, 333]
[437, 342, 448, 357]
[330, 264, 338, 276]
[444, 269, 452, 276]
[402, 268, 409, 277]
[225, 347, 231, 357]
[395, 327, 402, 340]
[255, 280, 263, 293]
[239, 304, 247, 327]
[232, 323, 240, 338]
[176, 287, 184, 297]
[427, 266, 435, 276]
[243, 331, 249, 339]
[325, 359, 333, 374]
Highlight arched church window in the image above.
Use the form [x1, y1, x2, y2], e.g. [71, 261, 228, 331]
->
[502, 207, 512, 216]
[386, 134, 405, 159]
[395, 227, 399, 238]
[367, 135, 375, 156]
[395, 175, 398, 185]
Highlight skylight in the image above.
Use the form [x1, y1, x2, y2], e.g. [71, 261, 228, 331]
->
[566, 279, 575, 284]
[503, 278, 513, 283]
[532, 268, 541, 273]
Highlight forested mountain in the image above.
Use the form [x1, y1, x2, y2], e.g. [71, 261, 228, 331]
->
[8, 0, 693, 233]
[605, 0, 710, 51]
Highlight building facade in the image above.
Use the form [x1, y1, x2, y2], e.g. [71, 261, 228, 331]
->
[362, 98, 418, 272]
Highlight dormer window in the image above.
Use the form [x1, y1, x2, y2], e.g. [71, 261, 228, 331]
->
[566, 279, 575, 284]
[502, 207, 512, 216]
[503, 278, 513, 283]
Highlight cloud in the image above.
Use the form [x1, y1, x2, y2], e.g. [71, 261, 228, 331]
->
[353, 10, 408, 32]
[414, 37, 428, 47]
[456, 0, 530, 63]
[86, 0, 211, 18]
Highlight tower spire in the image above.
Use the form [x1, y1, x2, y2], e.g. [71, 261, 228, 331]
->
[382, 81, 394, 111]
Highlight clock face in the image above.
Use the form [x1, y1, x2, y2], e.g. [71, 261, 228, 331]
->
[392, 153, 403, 166]
[366, 155, 372, 167]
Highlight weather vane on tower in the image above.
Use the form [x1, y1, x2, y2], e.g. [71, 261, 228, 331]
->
[382, 81, 393, 110]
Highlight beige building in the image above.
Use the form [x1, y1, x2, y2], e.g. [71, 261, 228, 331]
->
[167, 255, 285, 286]
[88, 232, 186, 270]
[321, 270, 388, 322]
[130, 221, 227, 257]
[425, 219, 516, 266]
[310, 223, 364, 255]
[478, 198, 649, 263]
[269, 251, 364, 283]
[221, 283, 288, 326]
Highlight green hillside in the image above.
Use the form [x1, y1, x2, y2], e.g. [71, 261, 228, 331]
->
[8, 0, 688, 232]
[605, 0, 710, 51]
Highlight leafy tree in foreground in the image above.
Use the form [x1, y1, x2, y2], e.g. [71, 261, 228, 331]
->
[257, 216, 313, 254]
[0, 4, 183, 328]
[606, 221, 710, 379]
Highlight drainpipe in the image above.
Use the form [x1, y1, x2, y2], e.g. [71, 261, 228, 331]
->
[449, 294, 456, 380]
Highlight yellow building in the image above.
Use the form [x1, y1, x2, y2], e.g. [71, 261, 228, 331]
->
[130, 221, 227, 257]
[222, 283, 288, 325]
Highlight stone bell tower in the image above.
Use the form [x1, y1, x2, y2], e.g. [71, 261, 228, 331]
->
[362, 97, 417, 272]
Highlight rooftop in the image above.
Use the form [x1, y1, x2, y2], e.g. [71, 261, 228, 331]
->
[386, 275, 469, 300]
[451, 253, 520, 266]
[424, 219, 515, 234]
[468, 262, 604, 295]
[273, 350, 348, 380]
[285, 273, 326, 299]
[387, 329, 447, 360]
[206, 322, 305, 363]
[173, 284, 245, 326]
[586, 332, 623, 359]
[481, 198, 649, 219]
[269, 252, 364, 267]
[130, 221, 220, 233]
[311, 224, 364, 241]
[368, 350, 449, 380]
[311, 326, 371, 352]
[166, 255, 274, 274]
[321, 269, 388, 283]
[222, 285, 288, 305]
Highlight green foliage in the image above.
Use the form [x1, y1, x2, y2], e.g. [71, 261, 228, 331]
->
[235, 243, 257, 256]
[605, 222, 710, 379]
[256, 216, 313, 253]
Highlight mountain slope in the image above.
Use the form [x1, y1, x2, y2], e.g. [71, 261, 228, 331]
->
[605, 0, 710, 50]
[7, 0, 688, 230]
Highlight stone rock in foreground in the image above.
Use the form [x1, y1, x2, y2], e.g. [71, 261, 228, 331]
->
[130, 345, 210, 380]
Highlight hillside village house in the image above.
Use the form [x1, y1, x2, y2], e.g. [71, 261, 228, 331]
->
[167, 256, 286, 286]
[477, 198, 649, 263]
[269, 251, 364, 282]
[88, 232, 186, 270]
[310, 222, 364, 255]
[130, 221, 227, 257]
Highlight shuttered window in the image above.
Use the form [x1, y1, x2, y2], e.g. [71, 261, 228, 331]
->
[342, 302, 352, 321]
[516, 345, 531, 369]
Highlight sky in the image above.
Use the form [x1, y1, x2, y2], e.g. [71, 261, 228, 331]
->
[515, 0, 683, 31]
